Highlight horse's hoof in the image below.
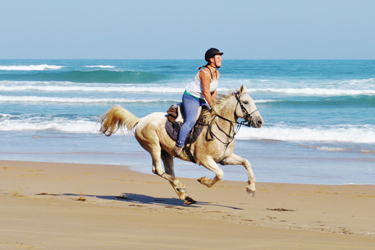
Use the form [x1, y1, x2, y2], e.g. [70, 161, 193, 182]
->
[176, 187, 186, 193]
[197, 176, 207, 184]
[247, 187, 256, 197]
[184, 196, 196, 205]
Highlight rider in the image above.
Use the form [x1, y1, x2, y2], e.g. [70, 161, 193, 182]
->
[174, 48, 223, 156]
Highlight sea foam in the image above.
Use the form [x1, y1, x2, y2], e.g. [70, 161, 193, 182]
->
[1, 114, 375, 145]
[0, 64, 64, 71]
[250, 88, 375, 96]
[84, 65, 115, 68]
[0, 95, 179, 104]
[236, 124, 375, 144]
[0, 117, 96, 134]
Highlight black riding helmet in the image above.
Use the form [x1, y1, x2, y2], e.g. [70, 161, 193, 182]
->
[205, 48, 224, 62]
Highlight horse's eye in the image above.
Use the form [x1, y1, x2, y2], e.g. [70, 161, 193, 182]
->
[243, 101, 249, 104]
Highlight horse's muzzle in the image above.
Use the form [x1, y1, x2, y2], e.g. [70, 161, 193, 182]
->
[251, 117, 263, 128]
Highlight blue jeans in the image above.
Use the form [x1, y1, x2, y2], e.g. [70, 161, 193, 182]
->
[176, 92, 206, 147]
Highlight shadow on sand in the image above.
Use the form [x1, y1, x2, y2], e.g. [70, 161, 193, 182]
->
[63, 192, 243, 210]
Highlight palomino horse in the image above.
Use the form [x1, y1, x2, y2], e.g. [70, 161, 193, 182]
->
[99, 85, 263, 205]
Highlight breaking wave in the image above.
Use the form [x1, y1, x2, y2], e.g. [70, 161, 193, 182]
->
[0, 64, 64, 71]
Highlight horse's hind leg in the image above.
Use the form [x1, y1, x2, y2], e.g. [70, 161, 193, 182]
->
[150, 148, 186, 200]
[135, 124, 194, 204]
[161, 150, 196, 205]
[161, 150, 175, 177]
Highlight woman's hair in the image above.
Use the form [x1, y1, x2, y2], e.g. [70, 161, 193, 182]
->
[198, 63, 209, 70]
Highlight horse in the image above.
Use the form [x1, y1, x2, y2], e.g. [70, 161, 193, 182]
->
[99, 85, 263, 205]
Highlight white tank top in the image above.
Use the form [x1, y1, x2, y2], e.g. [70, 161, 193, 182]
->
[185, 68, 219, 100]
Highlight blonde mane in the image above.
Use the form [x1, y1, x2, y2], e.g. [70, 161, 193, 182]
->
[202, 90, 235, 122]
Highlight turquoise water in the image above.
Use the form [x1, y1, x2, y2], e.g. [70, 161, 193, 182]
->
[1, 59, 374, 184]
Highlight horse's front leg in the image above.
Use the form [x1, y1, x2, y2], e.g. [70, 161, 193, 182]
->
[197, 157, 224, 188]
[220, 153, 256, 197]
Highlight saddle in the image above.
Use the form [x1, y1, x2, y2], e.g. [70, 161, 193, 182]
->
[165, 103, 206, 146]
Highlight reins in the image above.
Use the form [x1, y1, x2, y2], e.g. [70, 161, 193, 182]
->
[205, 92, 258, 147]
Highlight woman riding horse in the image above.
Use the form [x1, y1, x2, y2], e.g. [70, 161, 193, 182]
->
[99, 84, 263, 205]
[174, 48, 224, 156]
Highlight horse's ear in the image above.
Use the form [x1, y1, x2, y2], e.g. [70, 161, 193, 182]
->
[239, 85, 247, 94]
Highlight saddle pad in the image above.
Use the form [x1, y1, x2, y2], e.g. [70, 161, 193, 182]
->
[165, 118, 182, 141]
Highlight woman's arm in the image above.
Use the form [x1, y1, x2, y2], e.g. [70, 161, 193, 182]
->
[200, 69, 214, 107]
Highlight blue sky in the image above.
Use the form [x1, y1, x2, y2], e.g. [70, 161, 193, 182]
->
[1, 0, 374, 59]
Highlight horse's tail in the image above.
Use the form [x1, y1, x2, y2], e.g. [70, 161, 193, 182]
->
[99, 105, 140, 136]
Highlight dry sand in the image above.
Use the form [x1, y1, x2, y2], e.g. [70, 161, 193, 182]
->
[1, 160, 374, 249]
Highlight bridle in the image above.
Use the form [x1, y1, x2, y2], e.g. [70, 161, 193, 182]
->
[206, 91, 258, 146]
[234, 91, 258, 127]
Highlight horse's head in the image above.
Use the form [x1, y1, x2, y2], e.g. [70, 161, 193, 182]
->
[234, 85, 263, 128]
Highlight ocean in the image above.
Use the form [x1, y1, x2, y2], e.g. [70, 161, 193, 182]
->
[1, 59, 374, 185]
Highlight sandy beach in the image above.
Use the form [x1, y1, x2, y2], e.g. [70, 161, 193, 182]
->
[1, 160, 374, 249]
